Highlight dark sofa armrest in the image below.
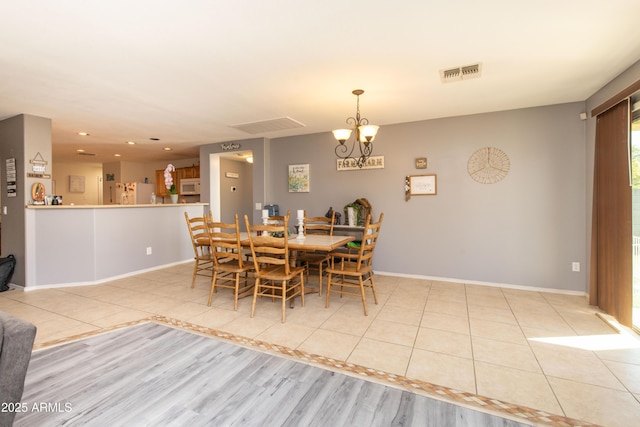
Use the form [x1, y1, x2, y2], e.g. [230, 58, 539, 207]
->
[0, 311, 37, 426]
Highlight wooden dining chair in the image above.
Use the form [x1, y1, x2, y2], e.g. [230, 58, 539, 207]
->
[298, 210, 335, 295]
[325, 213, 384, 315]
[207, 213, 254, 310]
[184, 212, 213, 288]
[244, 214, 304, 323]
[267, 210, 290, 226]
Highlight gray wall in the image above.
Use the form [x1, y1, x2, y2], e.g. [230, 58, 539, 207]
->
[266, 103, 587, 292]
[202, 102, 588, 293]
[219, 158, 253, 224]
[0, 114, 52, 286]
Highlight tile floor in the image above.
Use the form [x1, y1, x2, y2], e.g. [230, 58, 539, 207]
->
[2, 264, 640, 427]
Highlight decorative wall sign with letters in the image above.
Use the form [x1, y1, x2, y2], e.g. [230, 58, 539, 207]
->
[221, 143, 241, 151]
[415, 157, 427, 169]
[6, 158, 16, 198]
[336, 155, 385, 171]
[27, 152, 51, 178]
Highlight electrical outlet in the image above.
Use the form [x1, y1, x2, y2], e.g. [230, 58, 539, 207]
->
[146, 247, 152, 255]
[572, 262, 580, 272]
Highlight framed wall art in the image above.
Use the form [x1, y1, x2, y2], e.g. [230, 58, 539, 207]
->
[288, 164, 310, 192]
[415, 157, 427, 169]
[408, 174, 437, 196]
[69, 175, 86, 193]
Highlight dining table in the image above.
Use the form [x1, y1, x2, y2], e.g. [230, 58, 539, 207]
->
[238, 232, 356, 294]
[237, 232, 355, 253]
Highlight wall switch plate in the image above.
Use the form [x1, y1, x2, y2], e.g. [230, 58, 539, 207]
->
[146, 247, 152, 255]
[256, 203, 262, 210]
[572, 262, 580, 272]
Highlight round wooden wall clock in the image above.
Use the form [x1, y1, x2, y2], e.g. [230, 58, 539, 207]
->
[467, 147, 510, 184]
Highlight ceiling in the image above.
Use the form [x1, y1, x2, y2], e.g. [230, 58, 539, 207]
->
[1, 1, 640, 164]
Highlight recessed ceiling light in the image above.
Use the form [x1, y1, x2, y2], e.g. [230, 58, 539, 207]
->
[114, 154, 121, 157]
[76, 149, 85, 153]
[126, 141, 136, 145]
[163, 147, 172, 151]
[78, 132, 90, 136]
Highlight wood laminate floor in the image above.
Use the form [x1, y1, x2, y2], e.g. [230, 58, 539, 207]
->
[15, 322, 530, 427]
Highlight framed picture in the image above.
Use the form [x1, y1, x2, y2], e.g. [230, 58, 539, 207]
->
[409, 174, 437, 195]
[69, 175, 86, 193]
[288, 164, 310, 192]
[415, 157, 427, 169]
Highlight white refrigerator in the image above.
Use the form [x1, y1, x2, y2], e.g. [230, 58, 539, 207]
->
[115, 182, 155, 205]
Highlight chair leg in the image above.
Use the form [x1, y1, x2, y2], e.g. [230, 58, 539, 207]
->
[251, 278, 260, 318]
[317, 262, 323, 296]
[207, 271, 217, 307]
[233, 273, 240, 311]
[300, 272, 305, 307]
[303, 261, 309, 292]
[325, 272, 332, 308]
[368, 273, 378, 305]
[359, 276, 368, 316]
[191, 260, 198, 288]
[281, 280, 287, 323]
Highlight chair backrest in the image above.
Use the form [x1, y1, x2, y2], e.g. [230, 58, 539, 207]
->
[304, 210, 335, 236]
[184, 212, 210, 256]
[208, 213, 244, 268]
[244, 213, 291, 275]
[354, 213, 384, 271]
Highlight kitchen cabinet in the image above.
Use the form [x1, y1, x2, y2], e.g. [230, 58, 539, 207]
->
[155, 169, 176, 197]
[155, 166, 199, 196]
[179, 166, 200, 179]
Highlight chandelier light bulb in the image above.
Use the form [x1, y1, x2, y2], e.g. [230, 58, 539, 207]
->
[332, 129, 352, 143]
[358, 125, 379, 143]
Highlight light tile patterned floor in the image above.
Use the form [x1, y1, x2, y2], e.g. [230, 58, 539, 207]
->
[2, 264, 640, 426]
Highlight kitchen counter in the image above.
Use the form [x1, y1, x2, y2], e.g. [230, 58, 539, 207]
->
[26, 203, 208, 209]
[24, 203, 209, 288]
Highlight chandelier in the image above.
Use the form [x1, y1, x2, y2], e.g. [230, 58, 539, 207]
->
[332, 89, 379, 168]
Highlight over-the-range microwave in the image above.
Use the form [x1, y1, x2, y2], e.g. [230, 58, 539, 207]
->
[179, 178, 200, 195]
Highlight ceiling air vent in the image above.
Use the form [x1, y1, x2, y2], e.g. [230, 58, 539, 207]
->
[440, 63, 482, 83]
[231, 117, 306, 134]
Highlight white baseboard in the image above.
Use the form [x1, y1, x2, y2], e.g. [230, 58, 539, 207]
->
[19, 260, 193, 292]
[12, 264, 587, 297]
[374, 270, 588, 297]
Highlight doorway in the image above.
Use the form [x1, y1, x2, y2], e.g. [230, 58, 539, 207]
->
[209, 151, 253, 224]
